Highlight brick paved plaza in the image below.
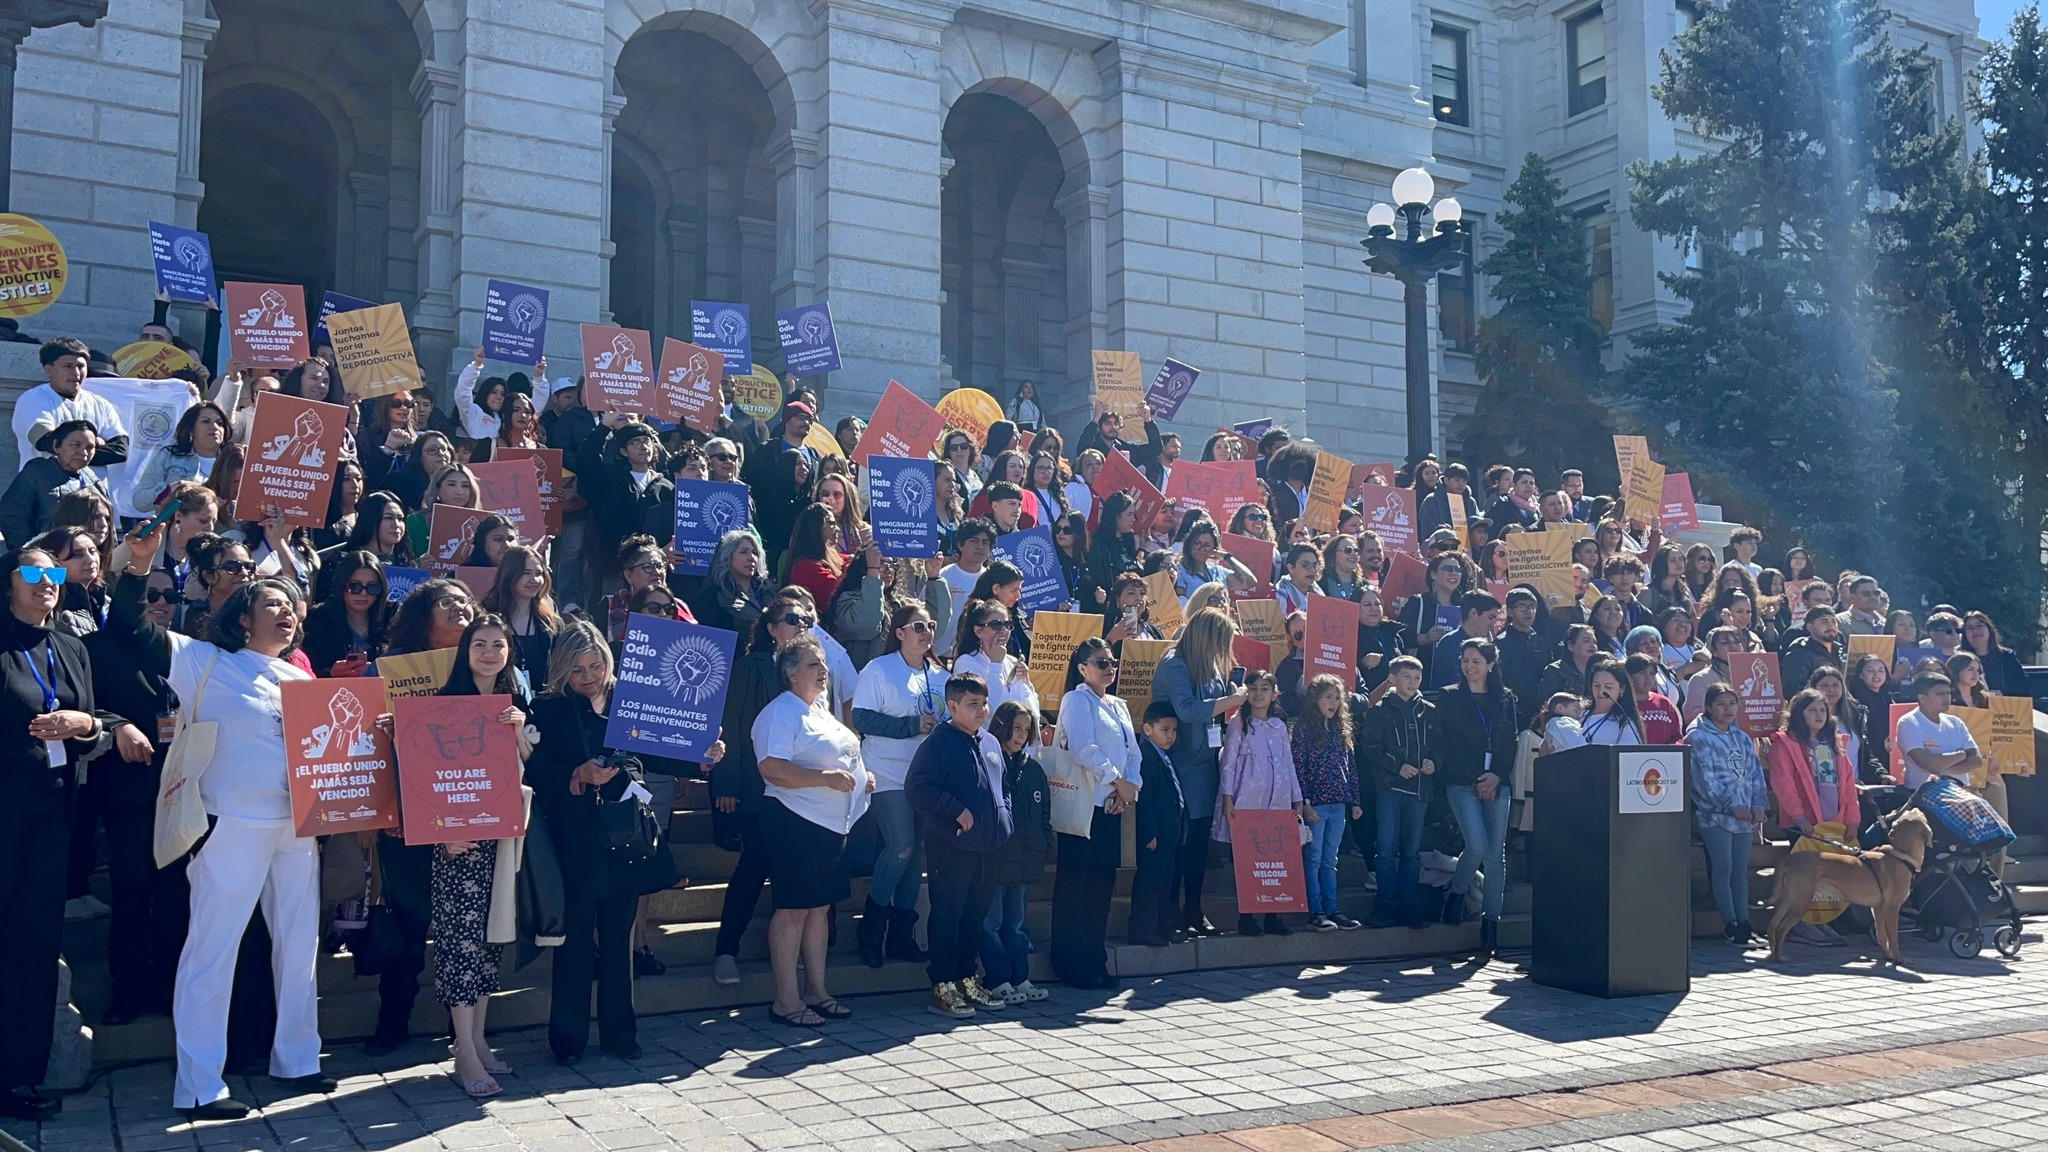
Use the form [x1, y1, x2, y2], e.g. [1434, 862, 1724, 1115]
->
[14, 930, 2048, 1152]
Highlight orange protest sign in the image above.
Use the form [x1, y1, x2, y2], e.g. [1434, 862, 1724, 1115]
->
[1165, 461, 1259, 524]
[1729, 652, 1784, 737]
[0, 213, 67, 319]
[1625, 455, 1667, 531]
[1613, 435, 1649, 488]
[1660, 472, 1700, 532]
[1354, 462, 1400, 490]
[1220, 533, 1274, 598]
[578, 323, 656, 413]
[1115, 638, 1173, 718]
[393, 694, 526, 845]
[1232, 634, 1273, 673]
[1029, 611, 1100, 712]
[283, 677, 399, 837]
[376, 647, 457, 699]
[468, 460, 543, 539]
[453, 566, 498, 599]
[1359, 486, 1418, 556]
[496, 447, 565, 535]
[1090, 351, 1145, 422]
[936, 388, 1004, 451]
[1230, 809, 1308, 913]
[1382, 551, 1428, 602]
[113, 340, 199, 381]
[1144, 570, 1182, 638]
[238, 393, 347, 527]
[1991, 695, 2035, 777]
[1090, 446, 1166, 535]
[653, 338, 724, 433]
[426, 504, 486, 573]
[225, 281, 311, 368]
[325, 301, 422, 399]
[1304, 594, 1360, 689]
[1300, 449, 1351, 533]
[1507, 530, 1578, 610]
[1234, 598, 1288, 666]
[851, 380, 947, 464]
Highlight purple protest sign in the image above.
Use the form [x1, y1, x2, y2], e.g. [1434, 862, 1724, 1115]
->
[148, 221, 216, 305]
[867, 456, 938, 558]
[607, 613, 739, 764]
[1144, 358, 1200, 421]
[316, 291, 376, 351]
[1232, 418, 1273, 439]
[775, 303, 841, 376]
[992, 524, 1070, 612]
[482, 279, 549, 366]
[690, 300, 752, 376]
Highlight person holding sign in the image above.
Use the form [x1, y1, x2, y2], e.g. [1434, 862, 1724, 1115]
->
[851, 604, 948, 970]
[1050, 637, 1142, 989]
[1215, 671, 1304, 936]
[114, 522, 333, 1120]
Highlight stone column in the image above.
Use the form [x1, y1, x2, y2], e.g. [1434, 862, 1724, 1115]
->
[1608, 0, 1684, 350]
[0, 0, 109, 212]
[598, 90, 626, 324]
[409, 61, 458, 375]
[765, 129, 817, 309]
[664, 215, 697, 343]
[737, 214, 776, 367]
[174, 8, 215, 228]
[347, 171, 390, 302]
[1054, 181, 1107, 420]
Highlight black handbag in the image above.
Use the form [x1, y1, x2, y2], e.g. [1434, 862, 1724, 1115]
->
[594, 760, 682, 896]
[348, 904, 409, 977]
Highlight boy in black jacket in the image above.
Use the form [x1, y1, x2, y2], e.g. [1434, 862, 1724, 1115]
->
[906, 674, 1013, 1019]
[1359, 656, 1440, 928]
[1127, 701, 1185, 947]
[981, 701, 1053, 1004]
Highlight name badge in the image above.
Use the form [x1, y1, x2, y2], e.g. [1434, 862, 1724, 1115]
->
[45, 739, 67, 768]
[1208, 724, 1223, 750]
[1482, 752, 1492, 774]
[157, 710, 178, 747]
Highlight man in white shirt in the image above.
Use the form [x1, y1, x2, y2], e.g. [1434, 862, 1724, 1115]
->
[937, 520, 995, 658]
[14, 339, 129, 470]
[1896, 671, 1981, 789]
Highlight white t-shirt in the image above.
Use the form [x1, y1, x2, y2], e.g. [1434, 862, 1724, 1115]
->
[852, 651, 944, 791]
[752, 690, 873, 833]
[937, 564, 984, 658]
[166, 633, 313, 823]
[1896, 708, 1978, 788]
[813, 626, 858, 720]
[951, 649, 1039, 725]
[1548, 710, 1646, 750]
[13, 381, 128, 468]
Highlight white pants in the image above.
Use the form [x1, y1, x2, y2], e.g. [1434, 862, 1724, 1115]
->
[172, 815, 322, 1108]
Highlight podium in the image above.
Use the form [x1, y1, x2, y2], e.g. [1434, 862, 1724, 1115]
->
[1531, 744, 1692, 998]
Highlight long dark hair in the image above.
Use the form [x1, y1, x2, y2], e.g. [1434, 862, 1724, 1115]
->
[168, 401, 229, 456]
[206, 577, 301, 655]
[1783, 686, 1838, 747]
[1583, 655, 1641, 736]
[953, 596, 1009, 660]
[1065, 636, 1114, 693]
[444, 613, 522, 697]
[882, 601, 938, 663]
[344, 491, 416, 565]
[311, 551, 390, 650]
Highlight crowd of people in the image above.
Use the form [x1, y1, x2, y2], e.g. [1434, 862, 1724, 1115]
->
[0, 315, 2031, 1124]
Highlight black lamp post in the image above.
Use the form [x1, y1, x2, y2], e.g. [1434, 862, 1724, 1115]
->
[1361, 165, 1469, 468]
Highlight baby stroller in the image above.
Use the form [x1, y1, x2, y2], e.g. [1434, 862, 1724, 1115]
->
[1865, 779, 2022, 959]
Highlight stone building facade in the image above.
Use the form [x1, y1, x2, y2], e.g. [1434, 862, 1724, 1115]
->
[12, 0, 1981, 458]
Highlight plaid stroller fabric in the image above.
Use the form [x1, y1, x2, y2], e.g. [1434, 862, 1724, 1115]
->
[1911, 778, 2015, 855]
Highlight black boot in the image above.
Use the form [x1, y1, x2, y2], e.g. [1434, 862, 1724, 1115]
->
[1478, 917, 1499, 962]
[858, 898, 888, 969]
[1262, 914, 1292, 937]
[1442, 890, 1467, 926]
[1237, 913, 1262, 937]
[884, 907, 928, 962]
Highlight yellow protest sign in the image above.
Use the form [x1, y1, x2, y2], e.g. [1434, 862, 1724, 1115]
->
[1234, 598, 1288, 666]
[1991, 695, 2035, 777]
[1509, 530, 1579, 610]
[730, 366, 783, 420]
[1613, 435, 1648, 488]
[1447, 491, 1469, 551]
[1952, 706, 1997, 788]
[113, 340, 199, 381]
[377, 647, 458, 699]
[0, 213, 66, 319]
[326, 302, 422, 398]
[1624, 455, 1666, 531]
[936, 388, 1004, 451]
[804, 421, 843, 459]
[1090, 351, 1145, 423]
[1297, 448, 1352, 533]
[1847, 634, 1896, 666]
[1029, 611, 1101, 713]
[1115, 638, 1174, 719]
[1144, 570, 1183, 638]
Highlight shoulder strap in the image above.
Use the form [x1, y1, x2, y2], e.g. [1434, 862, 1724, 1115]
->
[182, 646, 223, 728]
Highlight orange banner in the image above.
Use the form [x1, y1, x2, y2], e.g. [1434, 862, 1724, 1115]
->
[468, 460, 543, 540]
[238, 393, 347, 527]
[851, 380, 947, 464]
[495, 447, 565, 536]
[579, 323, 656, 413]
[393, 694, 526, 845]
[225, 281, 311, 368]
[653, 337, 725, 433]
[1304, 593, 1360, 689]
[426, 504, 486, 573]
[283, 677, 399, 837]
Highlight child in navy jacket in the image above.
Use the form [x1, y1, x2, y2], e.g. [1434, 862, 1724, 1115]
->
[1127, 701, 1185, 946]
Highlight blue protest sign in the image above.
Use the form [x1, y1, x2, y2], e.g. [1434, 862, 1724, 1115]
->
[672, 479, 752, 575]
[867, 456, 937, 559]
[482, 279, 550, 366]
[1232, 418, 1273, 439]
[1144, 358, 1200, 422]
[148, 221, 216, 305]
[384, 567, 430, 605]
[775, 303, 841, 376]
[607, 613, 738, 763]
[993, 524, 1070, 611]
[690, 301, 752, 376]
[316, 292, 376, 350]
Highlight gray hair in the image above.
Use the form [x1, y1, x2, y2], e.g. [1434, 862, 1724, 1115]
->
[775, 633, 826, 692]
[708, 527, 766, 602]
[545, 617, 613, 696]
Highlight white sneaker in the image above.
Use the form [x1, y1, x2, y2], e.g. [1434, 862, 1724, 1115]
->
[1363, 872, 1379, 890]
[1014, 979, 1049, 1002]
[712, 954, 741, 985]
[1309, 915, 1340, 933]
[987, 981, 1018, 1003]
[1789, 922, 1845, 947]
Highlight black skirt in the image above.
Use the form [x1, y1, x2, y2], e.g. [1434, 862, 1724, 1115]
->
[759, 797, 852, 910]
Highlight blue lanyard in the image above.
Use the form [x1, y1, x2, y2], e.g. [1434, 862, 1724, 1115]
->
[23, 640, 57, 712]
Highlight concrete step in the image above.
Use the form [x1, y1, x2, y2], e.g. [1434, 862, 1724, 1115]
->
[2013, 885, 2048, 915]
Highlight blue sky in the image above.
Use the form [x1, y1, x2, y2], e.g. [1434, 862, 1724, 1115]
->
[1980, 0, 2030, 38]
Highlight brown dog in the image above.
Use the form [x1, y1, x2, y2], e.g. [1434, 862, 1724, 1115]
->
[1766, 809, 1932, 964]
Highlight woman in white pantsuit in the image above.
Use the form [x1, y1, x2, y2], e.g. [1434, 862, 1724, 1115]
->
[116, 522, 334, 1122]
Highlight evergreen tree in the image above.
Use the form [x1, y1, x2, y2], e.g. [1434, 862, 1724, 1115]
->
[1459, 154, 1616, 491]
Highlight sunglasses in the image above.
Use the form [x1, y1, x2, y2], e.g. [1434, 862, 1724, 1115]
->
[902, 620, 936, 634]
[947, 443, 971, 453]
[1089, 657, 1120, 670]
[344, 580, 383, 597]
[18, 565, 65, 585]
[1929, 625, 1958, 634]
[1245, 510, 1269, 521]
[388, 401, 416, 410]
[777, 613, 816, 629]
[212, 560, 257, 577]
[707, 453, 736, 463]
[642, 602, 679, 617]
[143, 587, 176, 604]
[978, 619, 1014, 632]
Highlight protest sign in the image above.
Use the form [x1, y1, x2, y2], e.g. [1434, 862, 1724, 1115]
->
[1382, 550, 1428, 602]
[495, 447, 566, 535]
[112, 340, 199, 382]
[1165, 461, 1259, 524]
[1895, 645, 1942, 677]
[804, 422, 843, 461]
[225, 281, 310, 367]
[1507, 530, 1578, 610]
[1232, 418, 1273, 440]
[728, 366, 782, 420]
[1230, 809, 1309, 913]
[87, 376, 195, 518]
[652, 338, 724, 433]
[994, 525, 1070, 611]
[325, 301, 422, 399]
[0, 213, 66, 320]
[1115, 638, 1173, 718]
[148, 221, 216, 305]
[1729, 652, 1784, 737]
[393, 694, 525, 845]
[315, 291, 374, 349]
[482, 279, 550, 366]
[1355, 462, 1400, 489]
[1847, 634, 1897, 666]
[1360, 486, 1418, 556]
[1090, 350, 1145, 422]
[238, 393, 346, 527]
[1660, 472, 1700, 532]
[452, 566, 497, 599]
[1300, 449, 1351, 532]
[851, 380, 946, 464]
[1613, 434, 1649, 485]
[867, 456, 938, 559]
[384, 567, 429, 605]
[426, 504, 486, 572]
[1144, 570, 1183, 638]
[1232, 635, 1272, 672]
[1304, 594, 1360, 688]
[607, 613, 739, 763]
[775, 303, 840, 376]
[1220, 533, 1274, 598]
[1954, 706, 1998, 788]
[283, 678, 398, 837]
[1089, 446, 1165, 535]
[1144, 358, 1200, 421]
[579, 323, 656, 413]
[1889, 703, 1913, 780]
[1029, 611, 1101, 709]
[671, 479, 751, 576]
[469, 460, 543, 538]
[377, 647, 457, 699]
[1234, 599, 1288, 666]
[1447, 490, 1471, 550]
[935, 388, 1003, 451]
[1625, 455, 1667, 530]
[691, 300, 752, 375]
[1991, 695, 2035, 777]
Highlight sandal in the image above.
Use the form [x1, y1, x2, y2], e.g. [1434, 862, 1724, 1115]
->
[769, 1006, 826, 1028]
[804, 998, 853, 1020]
[452, 1043, 513, 1077]
[448, 1043, 502, 1099]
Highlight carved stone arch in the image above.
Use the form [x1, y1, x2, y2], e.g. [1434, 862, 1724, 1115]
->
[603, 0, 814, 141]
[938, 23, 1104, 192]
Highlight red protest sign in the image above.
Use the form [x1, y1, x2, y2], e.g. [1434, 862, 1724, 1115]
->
[579, 323, 656, 413]
[1229, 808, 1308, 913]
[1089, 445, 1166, 535]
[426, 504, 486, 573]
[1166, 461, 1260, 524]
[1231, 634, 1273, 673]
[851, 380, 947, 464]
[1660, 472, 1700, 532]
[393, 694, 525, 845]
[452, 566, 497, 599]
[1354, 462, 1400, 491]
[283, 678, 398, 837]
[468, 460, 543, 539]
[1730, 652, 1785, 737]
[224, 281, 311, 368]
[1220, 532, 1274, 598]
[1889, 702, 1914, 780]
[654, 337, 724, 433]
[1358, 486, 1419, 556]
[1304, 593, 1360, 689]
[238, 393, 347, 527]
[495, 447, 565, 535]
[1382, 551, 1428, 602]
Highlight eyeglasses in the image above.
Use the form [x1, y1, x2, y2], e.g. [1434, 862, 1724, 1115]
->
[947, 443, 971, 454]
[776, 613, 815, 629]
[629, 561, 665, 575]
[1245, 511, 1268, 522]
[978, 619, 1014, 632]
[1089, 657, 1120, 670]
[212, 560, 257, 577]
[18, 565, 65, 585]
[343, 580, 382, 597]
[432, 596, 469, 611]
[143, 587, 176, 604]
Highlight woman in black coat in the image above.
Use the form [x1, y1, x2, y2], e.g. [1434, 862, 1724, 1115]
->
[571, 420, 673, 589]
[1433, 637, 1519, 959]
[300, 552, 390, 677]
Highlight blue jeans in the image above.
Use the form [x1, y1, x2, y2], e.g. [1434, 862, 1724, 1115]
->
[1303, 804, 1346, 915]
[1698, 825, 1754, 926]
[1447, 786, 1512, 920]
[979, 883, 1030, 987]
[1373, 790, 1426, 919]
[868, 790, 924, 910]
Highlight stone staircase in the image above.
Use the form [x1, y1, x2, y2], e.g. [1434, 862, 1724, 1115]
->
[64, 781, 2048, 1066]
